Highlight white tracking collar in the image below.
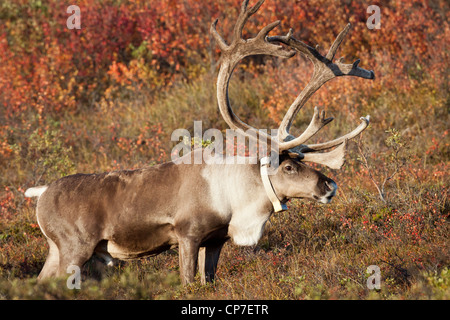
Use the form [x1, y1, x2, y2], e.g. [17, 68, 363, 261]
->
[260, 157, 287, 213]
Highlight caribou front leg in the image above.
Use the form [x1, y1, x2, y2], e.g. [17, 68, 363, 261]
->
[178, 238, 200, 285]
[198, 242, 225, 285]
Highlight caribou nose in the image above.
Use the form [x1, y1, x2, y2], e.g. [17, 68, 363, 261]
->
[325, 181, 337, 193]
[320, 181, 337, 204]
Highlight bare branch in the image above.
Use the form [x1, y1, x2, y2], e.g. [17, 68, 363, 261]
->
[356, 136, 386, 202]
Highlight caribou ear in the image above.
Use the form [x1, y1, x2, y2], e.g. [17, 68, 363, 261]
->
[301, 139, 348, 169]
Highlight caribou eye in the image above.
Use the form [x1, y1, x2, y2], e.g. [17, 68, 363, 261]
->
[285, 165, 292, 172]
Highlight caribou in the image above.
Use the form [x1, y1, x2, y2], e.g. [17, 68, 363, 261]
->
[25, 0, 374, 285]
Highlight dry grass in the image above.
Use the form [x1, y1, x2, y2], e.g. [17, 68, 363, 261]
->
[1, 71, 448, 300]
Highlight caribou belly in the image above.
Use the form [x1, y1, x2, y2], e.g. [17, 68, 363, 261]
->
[105, 240, 173, 260]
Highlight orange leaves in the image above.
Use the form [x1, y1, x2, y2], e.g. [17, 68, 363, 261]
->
[0, 0, 447, 170]
[111, 123, 167, 164]
[107, 61, 135, 86]
[1, 0, 447, 122]
[0, 186, 21, 222]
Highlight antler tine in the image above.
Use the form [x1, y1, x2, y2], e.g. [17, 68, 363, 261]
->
[233, 0, 265, 41]
[256, 20, 284, 41]
[281, 106, 334, 151]
[305, 115, 370, 151]
[326, 23, 351, 61]
[286, 116, 370, 170]
[210, 19, 228, 51]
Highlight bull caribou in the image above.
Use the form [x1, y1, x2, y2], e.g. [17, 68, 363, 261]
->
[25, 0, 374, 285]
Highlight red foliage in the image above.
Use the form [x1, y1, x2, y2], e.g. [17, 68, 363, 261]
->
[0, 0, 448, 157]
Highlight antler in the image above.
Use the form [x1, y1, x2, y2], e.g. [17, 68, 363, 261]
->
[211, 0, 375, 169]
[268, 24, 374, 163]
[211, 0, 294, 140]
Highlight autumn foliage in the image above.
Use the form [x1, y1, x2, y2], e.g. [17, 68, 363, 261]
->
[0, 0, 449, 299]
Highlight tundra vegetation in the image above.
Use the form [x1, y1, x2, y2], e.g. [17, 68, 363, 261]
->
[0, 0, 448, 299]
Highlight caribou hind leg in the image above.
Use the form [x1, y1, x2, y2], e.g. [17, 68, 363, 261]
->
[56, 239, 98, 278]
[37, 238, 60, 280]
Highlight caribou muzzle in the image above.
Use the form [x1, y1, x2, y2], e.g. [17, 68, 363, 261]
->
[317, 180, 338, 204]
